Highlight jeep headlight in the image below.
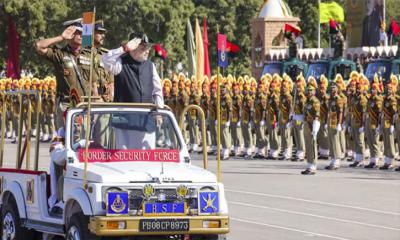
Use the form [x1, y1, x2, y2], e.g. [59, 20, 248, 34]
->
[143, 184, 155, 199]
[177, 185, 188, 199]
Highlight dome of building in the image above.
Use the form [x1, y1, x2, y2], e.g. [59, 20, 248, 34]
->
[258, 0, 293, 18]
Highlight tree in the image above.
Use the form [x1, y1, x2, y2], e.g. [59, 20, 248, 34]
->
[0, 0, 69, 76]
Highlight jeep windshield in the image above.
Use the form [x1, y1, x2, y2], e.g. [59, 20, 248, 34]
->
[70, 110, 181, 152]
[365, 61, 391, 83]
[262, 62, 282, 76]
[306, 62, 328, 82]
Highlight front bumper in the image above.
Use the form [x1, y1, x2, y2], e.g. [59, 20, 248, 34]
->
[89, 215, 230, 236]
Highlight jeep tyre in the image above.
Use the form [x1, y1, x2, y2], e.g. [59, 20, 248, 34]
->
[66, 212, 99, 240]
[1, 196, 35, 240]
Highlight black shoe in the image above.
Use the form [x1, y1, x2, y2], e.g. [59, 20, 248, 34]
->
[301, 169, 316, 175]
[364, 163, 376, 169]
[50, 206, 63, 215]
[229, 152, 235, 157]
[278, 156, 285, 161]
[237, 153, 246, 158]
[379, 163, 393, 170]
[291, 158, 299, 162]
[395, 166, 400, 171]
[349, 161, 361, 167]
[253, 153, 264, 159]
[347, 157, 354, 162]
[325, 165, 339, 170]
[319, 155, 329, 160]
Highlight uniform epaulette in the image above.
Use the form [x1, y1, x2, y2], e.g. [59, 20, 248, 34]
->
[101, 47, 109, 53]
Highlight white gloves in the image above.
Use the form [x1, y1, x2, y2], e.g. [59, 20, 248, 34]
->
[225, 121, 231, 127]
[236, 121, 241, 127]
[260, 120, 265, 127]
[347, 126, 352, 133]
[312, 120, 320, 140]
[359, 127, 364, 133]
[375, 125, 381, 136]
[336, 124, 342, 132]
[390, 125, 395, 134]
[249, 121, 254, 128]
[286, 121, 292, 129]
[324, 124, 328, 129]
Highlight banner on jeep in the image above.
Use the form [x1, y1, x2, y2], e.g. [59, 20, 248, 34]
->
[78, 149, 180, 163]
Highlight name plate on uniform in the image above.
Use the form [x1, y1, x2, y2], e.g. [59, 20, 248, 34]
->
[78, 149, 180, 163]
[143, 202, 186, 216]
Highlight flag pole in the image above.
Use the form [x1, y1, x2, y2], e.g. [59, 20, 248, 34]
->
[318, 0, 321, 48]
[216, 26, 221, 182]
[83, 7, 96, 190]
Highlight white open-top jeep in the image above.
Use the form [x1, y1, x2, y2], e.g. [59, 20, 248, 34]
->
[0, 101, 229, 240]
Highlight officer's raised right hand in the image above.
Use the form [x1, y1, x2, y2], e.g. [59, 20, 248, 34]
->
[61, 26, 77, 40]
[124, 38, 142, 52]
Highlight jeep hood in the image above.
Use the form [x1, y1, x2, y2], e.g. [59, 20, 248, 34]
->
[67, 162, 216, 183]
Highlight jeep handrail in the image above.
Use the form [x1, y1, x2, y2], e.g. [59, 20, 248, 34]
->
[179, 105, 208, 171]
[0, 90, 42, 171]
[75, 102, 172, 111]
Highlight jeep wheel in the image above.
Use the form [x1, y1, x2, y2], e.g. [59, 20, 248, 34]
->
[66, 212, 99, 240]
[1, 197, 35, 240]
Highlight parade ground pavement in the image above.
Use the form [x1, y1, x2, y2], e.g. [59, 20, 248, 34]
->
[2, 140, 400, 240]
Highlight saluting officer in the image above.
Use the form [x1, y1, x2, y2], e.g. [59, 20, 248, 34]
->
[35, 18, 86, 129]
[301, 78, 320, 175]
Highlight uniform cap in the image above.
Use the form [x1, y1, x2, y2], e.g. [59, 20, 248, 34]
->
[128, 32, 154, 47]
[63, 18, 83, 32]
[94, 20, 106, 32]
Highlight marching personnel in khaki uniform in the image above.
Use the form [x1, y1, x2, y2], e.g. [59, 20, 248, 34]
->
[395, 81, 400, 171]
[379, 77, 398, 170]
[349, 78, 369, 167]
[292, 75, 307, 161]
[4, 79, 14, 139]
[169, 78, 180, 119]
[238, 84, 254, 157]
[220, 83, 232, 160]
[162, 78, 172, 107]
[345, 72, 359, 161]
[279, 75, 293, 160]
[180, 78, 191, 144]
[35, 19, 87, 130]
[365, 77, 383, 168]
[231, 82, 244, 156]
[267, 75, 281, 159]
[208, 81, 218, 154]
[317, 75, 330, 159]
[253, 83, 268, 158]
[200, 78, 211, 152]
[339, 78, 348, 162]
[326, 79, 345, 170]
[301, 78, 321, 175]
[188, 79, 201, 152]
